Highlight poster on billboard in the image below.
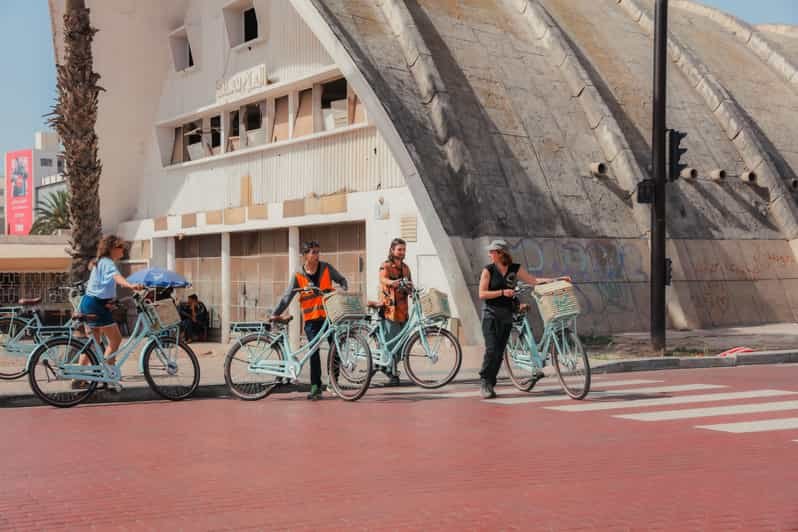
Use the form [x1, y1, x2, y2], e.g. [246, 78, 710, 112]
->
[5, 149, 34, 235]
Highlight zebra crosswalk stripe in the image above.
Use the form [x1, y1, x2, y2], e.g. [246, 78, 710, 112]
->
[696, 417, 798, 433]
[614, 400, 798, 422]
[379, 379, 663, 398]
[545, 389, 797, 412]
[491, 384, 725, 405]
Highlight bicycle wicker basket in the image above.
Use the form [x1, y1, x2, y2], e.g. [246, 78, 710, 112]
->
[533, 281, 580, 322]
[419, 288, 451, 319]
[144, 300, 182, 331]
[323, 292, 366, 323]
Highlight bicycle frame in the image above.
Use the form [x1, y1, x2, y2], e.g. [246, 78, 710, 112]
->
[366, 287, 449, 368]
[245, 317, 356, 380]
[507, 299, 579, 373]
[34, 306, 180, 384]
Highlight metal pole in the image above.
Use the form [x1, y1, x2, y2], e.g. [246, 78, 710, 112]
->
[651, 0, 668, 352]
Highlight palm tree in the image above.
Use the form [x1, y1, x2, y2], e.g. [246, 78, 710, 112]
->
[48, 0, 103, 282]
[30, 190, 71, 235]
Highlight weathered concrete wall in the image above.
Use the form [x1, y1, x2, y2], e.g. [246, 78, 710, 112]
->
[303, 0, 798, 334]
[665, 2, 798, 187]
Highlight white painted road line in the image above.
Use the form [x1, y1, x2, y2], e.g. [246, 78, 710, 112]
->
[696, 417, 798, 433]
[615, 400, 798, 422]
[380, 379, 663, 398]
[546, 390, 797, 412]
[491, 384, 726, 405]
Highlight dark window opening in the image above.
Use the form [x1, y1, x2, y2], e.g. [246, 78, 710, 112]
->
[243, 8, 258, 42]
[185, 121, 202, 145]
[40, 158, 53, 167]
[245, 103, 262, 131]
[210, 116, 221, 148]
[229, 110, 240, 137]
[321, 78, 348, 109]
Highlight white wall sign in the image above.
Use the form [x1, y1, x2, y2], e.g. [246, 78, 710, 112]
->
[215, 64, 269, 104]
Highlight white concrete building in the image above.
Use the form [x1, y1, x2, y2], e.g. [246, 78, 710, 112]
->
[48, 0, 472, 343]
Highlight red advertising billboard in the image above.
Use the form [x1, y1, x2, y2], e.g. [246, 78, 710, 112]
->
[5, 149, 34, 235]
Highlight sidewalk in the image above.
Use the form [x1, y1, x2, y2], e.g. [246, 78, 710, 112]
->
[1, 323, 796, 406]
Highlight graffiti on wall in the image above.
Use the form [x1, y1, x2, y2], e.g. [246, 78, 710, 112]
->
[497, 238, 648, 318]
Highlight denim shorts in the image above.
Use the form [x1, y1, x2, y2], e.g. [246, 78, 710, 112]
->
[78, 295, 114, 328]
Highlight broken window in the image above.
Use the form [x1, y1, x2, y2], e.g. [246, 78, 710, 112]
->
[272, 96, 289, 142]
[243, 7, 258, 42]
[227, 110, 240, 152]
[224, 1, 260, 49]
[245, 103, 267, 147]
[245, 104, 262, 131]
[210, 115, 221, 154]
[321, 78, 348, 131]
[171, 126, 183, 164]
[183, 120, 205, 161]
[294, 89, 313, 138]
[169, 26, 194, 72]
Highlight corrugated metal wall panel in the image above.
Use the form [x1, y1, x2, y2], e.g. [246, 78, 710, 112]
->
[153, 127, 405, 216]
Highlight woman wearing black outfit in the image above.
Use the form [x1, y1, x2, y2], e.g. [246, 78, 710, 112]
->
[478, 239, 563, 399]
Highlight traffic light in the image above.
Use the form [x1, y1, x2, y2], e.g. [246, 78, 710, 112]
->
[668, 129, 688, 181]
[637, 179, 655, 204]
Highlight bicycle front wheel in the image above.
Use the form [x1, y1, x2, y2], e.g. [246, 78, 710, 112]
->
[328, 327, 372, 401]
[142, 336, 200, 401]
[551, 328, 590, 400]
[28, 336, 98, 408]
[224, 334, 285, 400]
[503, 328, 539, 392]
[402, 327, 462, 389]
[0, 316, 35, 380]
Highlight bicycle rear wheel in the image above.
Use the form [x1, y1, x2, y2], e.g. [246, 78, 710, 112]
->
[402, 327, 462, 389]
[328, 328, 372, 401]
[28, 337, 98, 407]
[224, 334, 285, 400]
[0, 317, 34, 380]
[503, 328, 540, 392]
[142, 336, 200, 400]
[551, 328, 590, 400]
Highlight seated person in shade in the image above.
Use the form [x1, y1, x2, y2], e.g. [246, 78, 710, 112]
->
[179, 294, 209, 342]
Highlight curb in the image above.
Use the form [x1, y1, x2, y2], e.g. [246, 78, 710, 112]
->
[592, 349, 798, 374]
[2, 351, 796, 408]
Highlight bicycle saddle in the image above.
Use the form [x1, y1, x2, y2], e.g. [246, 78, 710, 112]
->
[270, 315, 293, 324]
[18, 297, 42, 306]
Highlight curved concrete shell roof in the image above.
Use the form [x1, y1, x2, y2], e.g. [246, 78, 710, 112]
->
[302, 0, 798, 332]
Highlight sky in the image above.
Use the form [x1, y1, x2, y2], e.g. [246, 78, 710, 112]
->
[0, 0, 797, 172]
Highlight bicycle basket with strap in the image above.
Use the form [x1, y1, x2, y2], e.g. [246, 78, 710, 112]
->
[533, 281, 580, 322]
[143, 299, 182, 331]
[419, 288, 451, 320]
[323, 292, 366, 323]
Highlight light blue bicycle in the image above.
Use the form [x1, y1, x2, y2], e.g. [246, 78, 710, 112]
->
[223, 286, 373, 401]
[0, 283, 85, 380]
[503, 282, 590, 399]
[362, 279, 461, 388]
[27, 290, 200, 407]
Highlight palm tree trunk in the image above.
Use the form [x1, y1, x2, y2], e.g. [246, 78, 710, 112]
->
[49, 0, 103, 282]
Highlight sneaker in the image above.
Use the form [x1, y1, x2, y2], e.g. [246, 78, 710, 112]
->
[480, 379, 496, 399]
[307, 384, 323, 401]
[387, 375, 400, 387]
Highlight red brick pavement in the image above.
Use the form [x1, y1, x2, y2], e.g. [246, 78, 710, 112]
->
[1, 365, 798, 530]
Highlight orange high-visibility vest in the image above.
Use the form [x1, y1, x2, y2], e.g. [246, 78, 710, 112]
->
[296, 266, 332, 321]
